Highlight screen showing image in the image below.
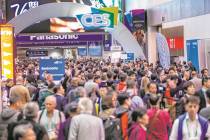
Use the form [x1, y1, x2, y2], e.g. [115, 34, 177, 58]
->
[88, 44, 102, 56]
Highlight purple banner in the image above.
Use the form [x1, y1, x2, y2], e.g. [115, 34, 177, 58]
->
[16, 33, 104, 47]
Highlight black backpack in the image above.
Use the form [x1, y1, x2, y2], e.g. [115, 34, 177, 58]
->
[104, 117, 123, 140]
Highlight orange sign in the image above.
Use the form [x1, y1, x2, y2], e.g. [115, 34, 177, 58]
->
[0, 24, 14, 79]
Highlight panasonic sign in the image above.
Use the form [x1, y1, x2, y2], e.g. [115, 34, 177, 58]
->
[30, 34, 79, 41]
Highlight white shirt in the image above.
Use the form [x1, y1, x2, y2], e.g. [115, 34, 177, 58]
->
[170, 114, 210, 140]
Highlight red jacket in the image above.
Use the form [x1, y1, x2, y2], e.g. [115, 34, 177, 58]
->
[147, 108, 172, 140]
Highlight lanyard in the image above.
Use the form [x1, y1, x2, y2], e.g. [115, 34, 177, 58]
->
[186, 119, 198, 138]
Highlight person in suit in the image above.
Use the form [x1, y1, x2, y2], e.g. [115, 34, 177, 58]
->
[196, 77, 210, 111]
[68, 97, 105, 140]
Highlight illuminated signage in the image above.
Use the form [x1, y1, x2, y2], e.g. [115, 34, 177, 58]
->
[81, 14, 111, 27]
[77, 7, 118, 30]
[0, 25, 14, 79]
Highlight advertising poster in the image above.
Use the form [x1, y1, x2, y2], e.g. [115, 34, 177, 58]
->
[39, 59, 65, 81]
[77, 47, 87, 56]
[0, 25, 14, 80]
[88, 43, 102, 56]
[6, 0, 123, 33]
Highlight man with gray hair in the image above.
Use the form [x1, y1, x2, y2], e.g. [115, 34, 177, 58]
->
[7, 102, 49, 140]
[38, 96, 65, 140]
[13, 123, 36, 140]
[68, 97, 104, 140]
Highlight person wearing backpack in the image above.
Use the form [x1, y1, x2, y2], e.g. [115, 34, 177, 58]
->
[37, 96, 65, 140]
[99, 94, 121, 140]
[128, 108, 149, 140]
[58, 102, 78, 140]
[147, 94, 172, 140]
[115, 93, 132, 140]
[170, 96, 210, 140]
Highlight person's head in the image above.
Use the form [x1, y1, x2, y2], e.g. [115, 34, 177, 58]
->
[183, 81, 195, 95]
[94, 75, 101, 84]
[191, 70, 197, 78]
[132, 108, 149, 126]
[168, 67, 176, 76]
[119, 73, 127, 82]
[53, 84, 65, 95]
[101, 95, 114, 110]
[183, 70, 190, 80]
[202, 77, 210, 89]
[117, 93, 131, 108]
[45, 96, 56, 113]
[47, 82, 55, 91]
[74, 87, 87, 98]
[127, 70, 136, 81]
[6, 79, 14, 87]
[126, 80, 136, 89]
[64, 101, 78, 117]
[201, 68, 208, 78]
[10, 85, 30, 108]
[185, 96, 200, 120]
[13, 123, 36, 140]
[23, 102, 39, 120]
[149, 94, 160, 107]
[70, 77, 79, 87]
[16, 76, 25, 85]
[78, 97, 93, 114]
[9, 91, 23, 110]
[87, 73, 94, 80]
[147, 82, 158, 94]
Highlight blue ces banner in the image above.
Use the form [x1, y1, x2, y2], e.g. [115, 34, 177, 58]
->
[39, 59, 65, 81]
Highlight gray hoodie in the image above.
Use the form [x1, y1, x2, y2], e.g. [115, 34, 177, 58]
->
[0, 107, 20, 139]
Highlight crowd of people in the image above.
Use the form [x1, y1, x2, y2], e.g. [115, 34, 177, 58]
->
[0, 58, 210, 140]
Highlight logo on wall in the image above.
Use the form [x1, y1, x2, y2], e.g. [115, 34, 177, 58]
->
[76, 7, 118, 30]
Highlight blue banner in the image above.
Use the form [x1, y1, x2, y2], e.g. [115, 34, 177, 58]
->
[127, 53, 134, 61]
[39, 59, 65, 81]
[88, 43, 102, 56]
[77, 47, 87, 56]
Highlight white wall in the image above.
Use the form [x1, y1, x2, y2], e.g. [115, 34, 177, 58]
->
[147, 27, 158, 64]
[162, 13, 210, 60]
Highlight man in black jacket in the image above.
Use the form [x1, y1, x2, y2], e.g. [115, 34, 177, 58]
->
[196, 77, 210, 111]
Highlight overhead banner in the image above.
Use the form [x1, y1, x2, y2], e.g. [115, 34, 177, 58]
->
[39, 59, 65, 81]
[0, 25, 15, 80]
[16, 33, 104, 47]
[76, 7, 118, 30]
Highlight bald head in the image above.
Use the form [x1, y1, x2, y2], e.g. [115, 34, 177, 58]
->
[45, 96, 56, 112]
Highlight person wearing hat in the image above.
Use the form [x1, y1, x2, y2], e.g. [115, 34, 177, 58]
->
[58, 102, 78, 140]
